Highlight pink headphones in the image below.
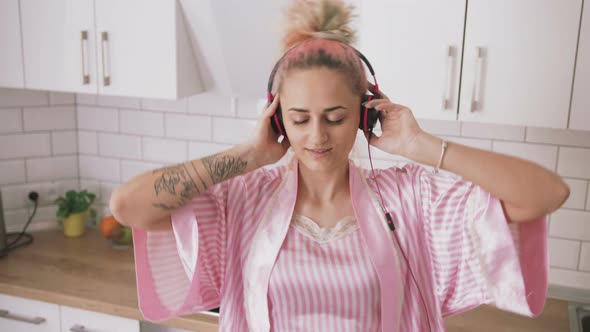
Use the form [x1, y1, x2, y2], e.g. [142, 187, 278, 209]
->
[266, 44, 382, 137]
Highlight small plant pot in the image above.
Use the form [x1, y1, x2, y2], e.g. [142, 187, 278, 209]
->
[63, 212, 86, 237]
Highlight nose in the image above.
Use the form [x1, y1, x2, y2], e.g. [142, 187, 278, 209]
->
[309, 118, 328, 145]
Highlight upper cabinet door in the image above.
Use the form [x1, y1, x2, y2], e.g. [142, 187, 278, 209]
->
[20, 0, 98, 94]
[570, 1, 590, 131]
[94, 0, 202, 99]
[459, 0, 582, 128]
[357, 0, 466, 122]
[0, 0, 24, 89]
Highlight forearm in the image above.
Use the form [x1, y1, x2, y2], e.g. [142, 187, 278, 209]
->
[110, 143, 258, 228]
[404, 132, 570, 217]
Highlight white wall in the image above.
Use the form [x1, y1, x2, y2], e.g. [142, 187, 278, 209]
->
[0, 86, 589, 293]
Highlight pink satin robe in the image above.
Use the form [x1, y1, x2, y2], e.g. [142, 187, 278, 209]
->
[131, 158, 548, 331]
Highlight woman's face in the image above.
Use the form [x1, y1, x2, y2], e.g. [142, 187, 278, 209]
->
[279, 67, 361, 172]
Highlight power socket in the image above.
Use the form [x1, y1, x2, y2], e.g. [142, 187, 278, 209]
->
[27, 183, 62, 205]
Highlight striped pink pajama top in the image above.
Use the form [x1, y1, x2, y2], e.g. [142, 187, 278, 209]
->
[132, 158, 549, 331]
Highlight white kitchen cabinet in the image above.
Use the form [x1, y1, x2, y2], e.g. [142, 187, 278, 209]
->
[20, 0, 203, 99]
[60, 305, 140, 332]
[458, 0, 581, 128]
[0, 0, 25, 88]
[357, 0, 466, 122]
[570, 0, 590, 131]
[357, 0, 582, 129]
[20, 0, 98, 94]
[0, 293, 60, 332]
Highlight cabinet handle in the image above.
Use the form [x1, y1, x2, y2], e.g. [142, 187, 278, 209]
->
[0, 309, 46, 324]
[80, 31, 90, 84]
[442, 45, 454, 110]
[471, 46, 485, 112]
[101, 31, 111, 86]
[70, 324, 97, 332]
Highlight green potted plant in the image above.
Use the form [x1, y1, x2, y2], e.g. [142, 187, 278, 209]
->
[54, 190, 97, 237]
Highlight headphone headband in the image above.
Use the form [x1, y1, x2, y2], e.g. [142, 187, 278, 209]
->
[266, 41, 379, 97]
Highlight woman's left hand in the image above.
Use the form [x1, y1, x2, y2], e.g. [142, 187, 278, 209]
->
[362, 83, 424, 157]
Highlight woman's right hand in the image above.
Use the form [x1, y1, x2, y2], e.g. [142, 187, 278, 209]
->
[247, 93, 291, 167]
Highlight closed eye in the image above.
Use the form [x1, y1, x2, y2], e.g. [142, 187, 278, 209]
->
[292, 118, 344, 125]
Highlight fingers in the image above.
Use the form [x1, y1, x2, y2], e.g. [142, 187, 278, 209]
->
[367, 81, 390, 100]
[261, 93, 280, 119]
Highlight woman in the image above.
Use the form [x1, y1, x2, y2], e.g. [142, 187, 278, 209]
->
[111, 0, 570, 331]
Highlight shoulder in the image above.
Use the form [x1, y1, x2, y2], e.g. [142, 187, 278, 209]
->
[357, 162, 426, 183]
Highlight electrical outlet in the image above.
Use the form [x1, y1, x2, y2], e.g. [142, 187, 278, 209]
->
[30, 183, 63, 205]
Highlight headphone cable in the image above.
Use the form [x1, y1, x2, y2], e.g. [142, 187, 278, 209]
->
[367, 131, 433, 332]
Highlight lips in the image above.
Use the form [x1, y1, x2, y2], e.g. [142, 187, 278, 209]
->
[306, 148, 332, 158]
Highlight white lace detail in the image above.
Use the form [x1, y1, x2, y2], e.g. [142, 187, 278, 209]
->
[290, 214, 359, 244]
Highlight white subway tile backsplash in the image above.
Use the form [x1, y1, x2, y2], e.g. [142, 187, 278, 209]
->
[527, 127, 590, 148]
[77, 106, 118, 132]
[30, 205, 59, 223]
[95, 95, 141, 109]
[120, 109, 164, 136]
[212, 118, 256, 145]
[188, 142, 233, 159]
[78, 131, 98, 155]
[0, 185, 26, 209]
[0, 133, 51, 159]
[120, 160, 163, 182]
[23, 106, 76, 131]
[79, 155, 120, 182]
[580, 242, 590, 272]
[142, 137, 187, 163]
[99, 182, 120, 205]
[80, 180, 100, 198]
[51, 131, 78, 155]
[0, 88, 48, 108]
[98, 133, 141, 159]
[188, 92, 233, 117]
[550, 209, 590, 241]
[4, 208, 28, 230]
[549, 238, 581, 269]
[417, 119, 461, 137]
[492, 141, 558, 171]
[0, 108, 22, 133]
[165, 113, 211, 141]
[562, 178, 588, 210]
[461, 122, 525, 141]
[549, 268, 590, 290]
[558, 147, 590, 179]
[26, 156, 78, 182]
[236, 96, 266, 119]
[49, 92, 75, 105]
[142, 97, 188, 113]
[76, 94, 97, 105]
[442, 136, 493, 151]
[0, 160, 26, 184]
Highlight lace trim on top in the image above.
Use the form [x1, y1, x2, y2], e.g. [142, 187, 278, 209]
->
[290, 214, 359, 243]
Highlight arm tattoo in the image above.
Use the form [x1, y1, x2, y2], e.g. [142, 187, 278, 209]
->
[202, 154, 248, 184]
[152, 164, 200, 210]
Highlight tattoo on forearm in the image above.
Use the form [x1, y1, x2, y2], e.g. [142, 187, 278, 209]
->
[152, 164, 200, 210]
[190, 161, 209, 191]
[202, 154, 248, 184]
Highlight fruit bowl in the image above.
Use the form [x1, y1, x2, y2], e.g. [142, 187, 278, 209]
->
[100, 215, 132, 248]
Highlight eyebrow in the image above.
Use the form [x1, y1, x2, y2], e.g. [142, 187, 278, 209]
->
[287, 106, 347, 113]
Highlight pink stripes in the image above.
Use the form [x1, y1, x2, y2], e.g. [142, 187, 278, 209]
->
[268, 223, 381, 331]
[132, 160, 548, 331]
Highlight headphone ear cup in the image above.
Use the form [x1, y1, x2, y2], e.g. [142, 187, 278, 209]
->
[269, 106, 286, 137]
[360, 95, 379, 132]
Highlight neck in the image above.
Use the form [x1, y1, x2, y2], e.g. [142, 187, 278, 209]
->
[296, 159, 350, 204]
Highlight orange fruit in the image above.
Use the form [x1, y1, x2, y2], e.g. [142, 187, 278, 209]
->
[100, 215, 121, 239]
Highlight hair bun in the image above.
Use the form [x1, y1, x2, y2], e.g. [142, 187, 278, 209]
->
[281, 0, 357, 52]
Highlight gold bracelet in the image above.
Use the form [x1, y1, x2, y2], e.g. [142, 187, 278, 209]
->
[433, 139, 447, 174]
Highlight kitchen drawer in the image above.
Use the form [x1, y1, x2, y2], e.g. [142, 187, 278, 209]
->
[0, 293, 60, 332]
[60, 305, 139, 332]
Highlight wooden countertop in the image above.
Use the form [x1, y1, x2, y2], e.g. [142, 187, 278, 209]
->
[0, 228, 218, 332]
[0, 228, 571, 332]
